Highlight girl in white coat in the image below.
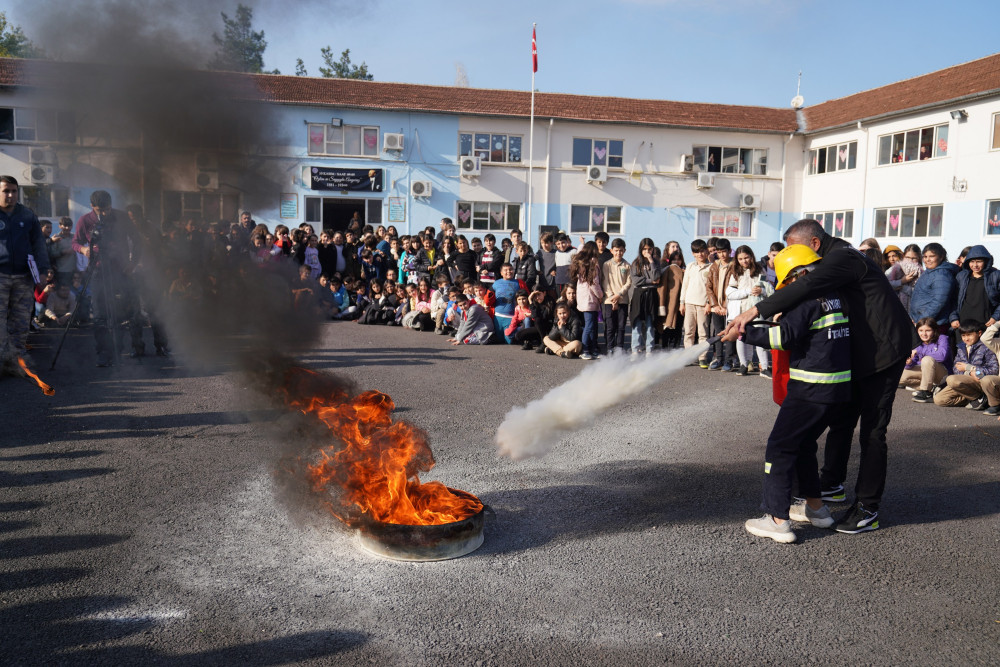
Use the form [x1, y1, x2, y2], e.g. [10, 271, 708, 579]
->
[726, 245, 774, 376]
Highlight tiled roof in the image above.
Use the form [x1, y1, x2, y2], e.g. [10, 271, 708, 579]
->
[0, 57, 796, 133]
[253, 73, 798, 133]
[803, 52, 1000, 133]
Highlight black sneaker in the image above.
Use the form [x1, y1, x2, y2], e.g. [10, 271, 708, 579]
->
[521, 341, 533, 350]
[737, 365, 748, 376]
[760, 368, 772, 379]
[985, 404, 1000, 416]
[967, 395, 988, 411]
[545, 348, 555, 356]
[535, 345, 546, 354]
[834, 502, 879, 534]
[820, 484, 846, 502]
[912, 390, 933, 403]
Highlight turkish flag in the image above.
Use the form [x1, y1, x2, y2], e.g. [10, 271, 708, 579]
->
[532, 27, 537, 73]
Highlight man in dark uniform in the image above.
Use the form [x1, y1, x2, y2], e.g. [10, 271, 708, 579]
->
[73, 190, 145, 366]
[0, 175, 50, 376]
[725, 218, 914, 533]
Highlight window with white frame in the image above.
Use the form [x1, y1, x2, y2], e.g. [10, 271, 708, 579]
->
[0, 108, 76, 143]
[693, 145, 767, 175]
[307, 123, 379, 157]
[876, 124, 948, 165]
[572, 138, 623, 168]
[163, 191, 240, 224]
[20, 185, 70, 219]
[455, 201, 521, 231]
[992, 113, 1000, 151]
[696, 209, 754, 238]
[808, 141, 857, 175]
[459, 132, 522, 163]
[804, 210, 854, 238]
[570, 205, 622, 235]
[986, 200, 1000, 236]
[873, 204, 943, 238]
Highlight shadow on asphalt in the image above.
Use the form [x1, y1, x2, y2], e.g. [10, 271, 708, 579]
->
[0, 468, 116, 487]
[0, 449, 105, 462]
[0, 595, 368, 665]
[298, 346, 468, 369]
[0, 566, 92, 591]
[0, 533, 130, 559]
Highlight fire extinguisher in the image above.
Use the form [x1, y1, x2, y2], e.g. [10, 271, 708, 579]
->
[771, 349, 790, 406]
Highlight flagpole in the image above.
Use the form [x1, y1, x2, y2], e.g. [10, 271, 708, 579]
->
[527, 23, 536, 242]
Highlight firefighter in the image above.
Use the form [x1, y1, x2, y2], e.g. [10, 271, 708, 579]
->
[723, 245, 853, 543]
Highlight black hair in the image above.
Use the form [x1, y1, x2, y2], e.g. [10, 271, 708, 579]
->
[691, 239, 707, 253]
[0, 175, 19, 187]
[769, 241, 785, 253]
[484, 233, 496, 242]
[922, 242, 948, 263]
[90, 190, 112, 208]
[715, 238, 731, 252]
[959, 319, 985, 335]
[611, 238, 626, 250]
[595, 231, 610, 243]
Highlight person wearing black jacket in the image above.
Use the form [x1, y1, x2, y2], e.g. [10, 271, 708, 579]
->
[452, 235, 478, 282]
[543, 302, 583, 358]
[513, 289, 554, 351]
[725, 218, 914, 533]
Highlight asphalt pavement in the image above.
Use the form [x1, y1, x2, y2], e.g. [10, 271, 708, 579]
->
[1, 321, 997, 665]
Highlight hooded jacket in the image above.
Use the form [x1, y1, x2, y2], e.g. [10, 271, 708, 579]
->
[909, 260, 960, 325]
[755, 235, 914, 378]
[949, 245, 1000, 324]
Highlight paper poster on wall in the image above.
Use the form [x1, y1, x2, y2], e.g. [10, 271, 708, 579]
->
[388, 197, 405, 223]
[279, 193, 297, 219]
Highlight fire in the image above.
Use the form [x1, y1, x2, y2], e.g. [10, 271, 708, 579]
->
[279, 366, 482, 526]
[18, 358, 55, 396]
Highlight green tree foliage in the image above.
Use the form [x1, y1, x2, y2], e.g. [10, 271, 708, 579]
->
[0, 11, 42, 58]
[210, 4, 267, 74]
[318, 47, 373, 81]
[295, 58, 307, 77]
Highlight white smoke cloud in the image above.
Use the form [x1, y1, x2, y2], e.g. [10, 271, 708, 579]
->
[496, 344, 710, 459]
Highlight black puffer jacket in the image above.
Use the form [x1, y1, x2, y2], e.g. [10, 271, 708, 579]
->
[755, 235, 915, 378]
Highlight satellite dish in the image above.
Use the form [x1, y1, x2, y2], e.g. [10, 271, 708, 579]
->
[791, 95, 805, 109]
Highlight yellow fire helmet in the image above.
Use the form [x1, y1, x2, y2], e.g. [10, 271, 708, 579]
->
[774, 245, 821, 289]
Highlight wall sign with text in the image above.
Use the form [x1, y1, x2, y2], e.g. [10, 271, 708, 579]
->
[309, 167, 383, 192]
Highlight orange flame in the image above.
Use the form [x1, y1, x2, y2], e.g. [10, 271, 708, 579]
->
[280, 366, 481, 526]
[18, 358, 55, 396]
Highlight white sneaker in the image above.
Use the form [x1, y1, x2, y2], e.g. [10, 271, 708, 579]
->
[788, 500, 835, 528]
[580, 352, 593, 360]
[744, 514, 796, 543]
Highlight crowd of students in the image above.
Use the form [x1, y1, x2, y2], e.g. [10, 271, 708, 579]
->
[30, 208, 1000, 422]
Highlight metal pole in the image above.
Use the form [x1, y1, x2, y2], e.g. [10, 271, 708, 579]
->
[527, 23, 536, 242]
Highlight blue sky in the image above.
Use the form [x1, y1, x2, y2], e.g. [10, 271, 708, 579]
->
[8, 1, 1000, 108]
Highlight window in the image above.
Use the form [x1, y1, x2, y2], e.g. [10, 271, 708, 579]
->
[20, 185, 70, 219]
[570, 205, 622, 235]
[693, 145, 767, 175]
[873, 205, 943, 238]
[572, 138, 623, 168]
[876, 124, 947, 165]
[696, 209, 754, 238]
[307, 123, 379, 157]
[986, 200, 1000, 236]
[459, 132, 522, 163]
[808, 141, 857, 175]
[163, 191, 240, 225]
[0, 108, 76, 143]
[804, 210, 854, 238]
[992, 113, 1000, 151]
[455, 201, 521, 231]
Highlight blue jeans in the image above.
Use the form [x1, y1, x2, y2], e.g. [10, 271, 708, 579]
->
[582, 310, 599, 354]
[631, 315, 654, 353]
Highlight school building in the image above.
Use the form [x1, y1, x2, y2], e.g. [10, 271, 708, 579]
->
[2, 53, 1000, 258]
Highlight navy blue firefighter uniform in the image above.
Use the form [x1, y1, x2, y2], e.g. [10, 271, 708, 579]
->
[743, 294, 852, 520]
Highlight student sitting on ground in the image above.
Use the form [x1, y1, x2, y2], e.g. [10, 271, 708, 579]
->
[449, 293, 495, 345]
[904, 316, 952, 403]
[933, 319, 1000, 410]
[43, 283, 76, 327]
[543, 302, 584, 358]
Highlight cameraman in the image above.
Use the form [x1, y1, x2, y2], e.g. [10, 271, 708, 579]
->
[73, 190, 145, 366]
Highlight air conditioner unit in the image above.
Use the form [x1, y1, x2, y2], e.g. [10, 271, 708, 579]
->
[697, 173, 716, 189]
[680, 154, 694, 172]
[586, 165, 608, 184]
[383, 133, 405, 151]
[411, 180, 432, 197]
[460, 156, 481, 177]
[29, 147, 56, 164]
[195, 171, 219, 190]
[739, 193, 760, 210]
[30, 164, 56, 185]
[195, 152, 218, 170]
